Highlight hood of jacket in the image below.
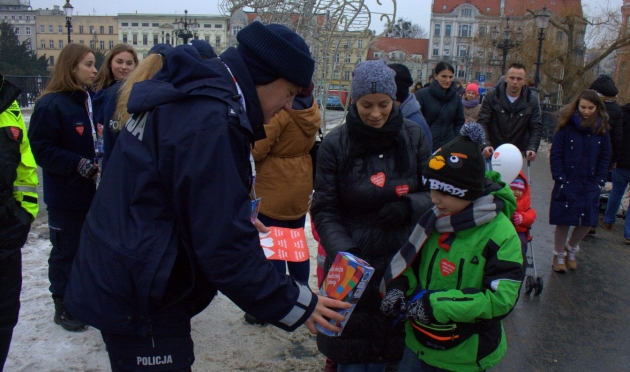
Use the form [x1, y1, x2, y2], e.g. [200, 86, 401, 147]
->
[484, 170, 517, 219]
[399, 92, 422, 119]
[286, 96, 321, 138]
[590, 75, 618, 97]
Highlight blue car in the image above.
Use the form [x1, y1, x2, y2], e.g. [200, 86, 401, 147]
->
[325, 95, 343, 110]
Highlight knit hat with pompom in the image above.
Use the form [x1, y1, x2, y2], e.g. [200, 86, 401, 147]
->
[423, 122, 486, 200]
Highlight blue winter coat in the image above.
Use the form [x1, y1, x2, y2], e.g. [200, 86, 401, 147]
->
[93, 81, 121, 171]
[414, 80, 465, 151]
[28, 90, 96, 210]
[549, 114, 611, 226]
[399, 93, 432, 149]
[64, 45, 316, 336]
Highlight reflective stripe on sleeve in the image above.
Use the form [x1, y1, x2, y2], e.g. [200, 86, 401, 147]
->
[14, 186, 37, 193]
[278, 283, 312, 328]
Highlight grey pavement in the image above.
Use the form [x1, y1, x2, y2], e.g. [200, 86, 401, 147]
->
[496, 155, 630, 371]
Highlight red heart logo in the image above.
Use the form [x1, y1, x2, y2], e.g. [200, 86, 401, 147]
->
[75, 126, 84, 135]
[395, 185, 409, 197]
[370, 172, 385, 188]
[9, 127, 20, 140]
[493, 151, 500, 159]
[440, 259, 456, 276]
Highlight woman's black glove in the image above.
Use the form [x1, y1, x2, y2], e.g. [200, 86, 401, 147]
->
[376, 199, 411, 228]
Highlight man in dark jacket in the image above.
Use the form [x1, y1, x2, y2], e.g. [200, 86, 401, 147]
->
[478, 63, 542, 161]
[590, 74, 622, 170]
[0, 75, 39, 370]
[64, 23, 348, 372]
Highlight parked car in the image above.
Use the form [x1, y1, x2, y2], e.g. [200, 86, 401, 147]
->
[325, 95, 343, 110]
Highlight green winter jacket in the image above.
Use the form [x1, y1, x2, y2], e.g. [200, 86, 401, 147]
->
[400, 171, 523, 371]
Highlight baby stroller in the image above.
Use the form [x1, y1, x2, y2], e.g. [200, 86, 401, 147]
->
[523, 162, 543, 296]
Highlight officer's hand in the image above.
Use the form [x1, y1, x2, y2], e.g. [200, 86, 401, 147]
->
[526, 150, 537, 161]
[77, 158, 99, 179]
[304, 295, 352, 334]
[482, 146, 494, 159]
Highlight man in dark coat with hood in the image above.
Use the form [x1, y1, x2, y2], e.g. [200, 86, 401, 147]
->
[64, 22, 348, 372]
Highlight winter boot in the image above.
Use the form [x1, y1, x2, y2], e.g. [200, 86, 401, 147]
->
[565, 243, 579, 270]
[552, 251, 566, 273]
[244, 313, 267, 326]
[53, 296, 88, 332]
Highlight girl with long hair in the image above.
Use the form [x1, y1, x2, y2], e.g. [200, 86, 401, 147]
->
[92, 44, 138, 169]
[549, 89, 611, 273]
[28, 43, 98, 332]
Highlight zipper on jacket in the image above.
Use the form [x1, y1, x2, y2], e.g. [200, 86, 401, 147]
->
[456, 258, 465, 289]
[436, 297, 474, 302]
[425, 249, 440, 289]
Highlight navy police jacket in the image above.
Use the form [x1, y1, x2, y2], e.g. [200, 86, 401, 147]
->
[28, 90, 96, 210]
[93, 81, 121, 171]
[64, 45, 317, 336]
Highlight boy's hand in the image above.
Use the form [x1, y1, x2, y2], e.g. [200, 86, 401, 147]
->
[511, 212, 523, 225]
[304, 295, 352, 334]
[380, 289, 407, 318]
[405, 290, 430, 324]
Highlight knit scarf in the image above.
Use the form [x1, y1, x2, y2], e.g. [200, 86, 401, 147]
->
[344, 103, 409, 174]
[462, 98, 479, 108]
[379, 194, 504, 296]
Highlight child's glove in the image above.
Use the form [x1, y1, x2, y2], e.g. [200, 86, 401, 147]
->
[376, 199, 411, 228]
[405, 290, 430, 324]
[380, 289, 407, 318]
[511, 212, 523, 225]
[77, 158, 99, 179]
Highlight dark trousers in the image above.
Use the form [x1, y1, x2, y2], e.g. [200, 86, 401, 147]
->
[0, 212, 30, 370]
[47, 207, 87, 297]
[257, 213, 310, 285]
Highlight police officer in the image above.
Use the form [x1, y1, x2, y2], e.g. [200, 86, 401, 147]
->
[0, 74, 39, 370]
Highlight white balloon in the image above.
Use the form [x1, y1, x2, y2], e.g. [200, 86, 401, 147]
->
[491, 144, 523, 184]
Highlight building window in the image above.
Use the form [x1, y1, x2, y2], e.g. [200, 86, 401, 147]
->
[121, 22, 128, 27]
[58, 25, 62, 33]
[215, 35, 221, 47]
[373, 52, 382, 58]
[458, 68, 466, 78]
[458, 45, 468, 57]
[357, 57, 362, 63]
[14, 27, 19, 35]
[26, 16, 30, 20]
[478, 27, 487, 38]
[89, 26, 94, 34]
[445, 24, 451, 37]
[459, 25, 470, 37]
[142, 23, 149, 27]
[19, 15, 22, 20]
[131, 23, 138, 27]
[40, 25, 44, 32]
[434, 23, 441, 37]
[333, 69, 339, 79]
[334, 53, 340, 62]
[344, 70, 351, 80]
[232, 26, 241, 35]
[344, 54, 350, 63]
[79, 40, 84, 44]
[166, 33, 170, 44]
[215, 24, 222, 28]
[41, 39, 45, 49]
[204, 24, 212, 28]
[462, 9, 472, 17]
[132, 34, 138, 45]
[152, 23, 159, 27]
[100, 40, 105, 50]
[433, 43, 439, 56]
[25, 26, 30, 35]
[49, 25, 53, 32]
[443, 44, 450, 56]
[153, 35, 158, 45]
[59, 40, 63, 49]
[143, 34, 148, 45]
[79, 25, 84, 34]
[109, 26, 114, 34]
[49, 56, 54, 66]
[123, 33, 127, 43]
[49, 40, 54, 49]
[358, 39, 363, 48]
[100, 26, 104, 34]
[109, 40, 114, 49]
[90, 39, 95, 49]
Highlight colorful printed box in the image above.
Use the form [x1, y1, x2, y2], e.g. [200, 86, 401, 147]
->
[316, 251, 374, 337]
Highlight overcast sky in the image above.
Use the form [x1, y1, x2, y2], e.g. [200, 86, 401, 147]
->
[30, 0, 624, 36]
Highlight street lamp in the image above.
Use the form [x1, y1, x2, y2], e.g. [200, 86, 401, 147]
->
[490, 17, 522, 74]
[534, 6, 551, 88]
[173, 10, 199, 44]
[63, 0, 73, 44]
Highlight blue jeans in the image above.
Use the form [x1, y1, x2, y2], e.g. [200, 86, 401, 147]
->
[398, 346, 452, 371]
[603, 167, 630, 239]
[337, 363, 386, 372]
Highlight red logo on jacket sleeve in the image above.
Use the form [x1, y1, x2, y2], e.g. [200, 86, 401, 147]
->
[370, 172, 386, 187]
[75, 126, 84, 135]
[9, 127, 20, 140]
[395, 185, 409, 197]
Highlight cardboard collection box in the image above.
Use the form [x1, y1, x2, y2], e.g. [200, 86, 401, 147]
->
[316, 251, 374, 337]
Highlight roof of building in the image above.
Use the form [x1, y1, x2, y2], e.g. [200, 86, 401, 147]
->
[367, 37, 428, 61]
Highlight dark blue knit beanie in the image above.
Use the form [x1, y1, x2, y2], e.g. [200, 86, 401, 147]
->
[148, 43, 173, 56]
[189, 39, 217, 59]
[236, 22, 314, 89]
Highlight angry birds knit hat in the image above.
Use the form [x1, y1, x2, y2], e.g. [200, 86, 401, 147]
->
[423, 123, 486, 200]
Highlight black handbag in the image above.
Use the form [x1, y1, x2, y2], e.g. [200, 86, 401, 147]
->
[310, 128, 324, 181]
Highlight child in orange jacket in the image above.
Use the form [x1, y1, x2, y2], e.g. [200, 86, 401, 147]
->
[510, 171, 537, 256]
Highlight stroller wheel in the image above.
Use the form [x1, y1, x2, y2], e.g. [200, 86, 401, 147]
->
[525, 275, 535, 294]
[535, 277, 544, 295]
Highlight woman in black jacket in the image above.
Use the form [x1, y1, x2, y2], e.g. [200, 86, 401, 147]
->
[415, 61, 465, 151]
[311, 60, 432, 371]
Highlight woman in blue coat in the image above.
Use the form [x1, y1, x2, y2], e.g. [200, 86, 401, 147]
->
[549, 90, 611, 273]
[28, 43, 99, 332]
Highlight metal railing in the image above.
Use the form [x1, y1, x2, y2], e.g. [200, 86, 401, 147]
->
[4, 76, 49, 108]
[541, 103, 562, 142]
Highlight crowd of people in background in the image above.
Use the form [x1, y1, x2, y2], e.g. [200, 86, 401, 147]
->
[1, 23, 630, 371]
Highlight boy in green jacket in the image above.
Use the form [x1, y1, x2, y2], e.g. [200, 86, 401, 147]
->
[380, 123, 523, 371]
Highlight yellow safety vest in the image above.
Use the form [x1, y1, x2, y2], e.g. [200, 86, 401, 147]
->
[0, 100, 39, 221]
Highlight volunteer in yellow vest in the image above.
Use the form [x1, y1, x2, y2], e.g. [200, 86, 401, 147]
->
[0, 74, 39, 370]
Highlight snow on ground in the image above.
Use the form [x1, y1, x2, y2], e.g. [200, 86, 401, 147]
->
[6, 212, 327, 372]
